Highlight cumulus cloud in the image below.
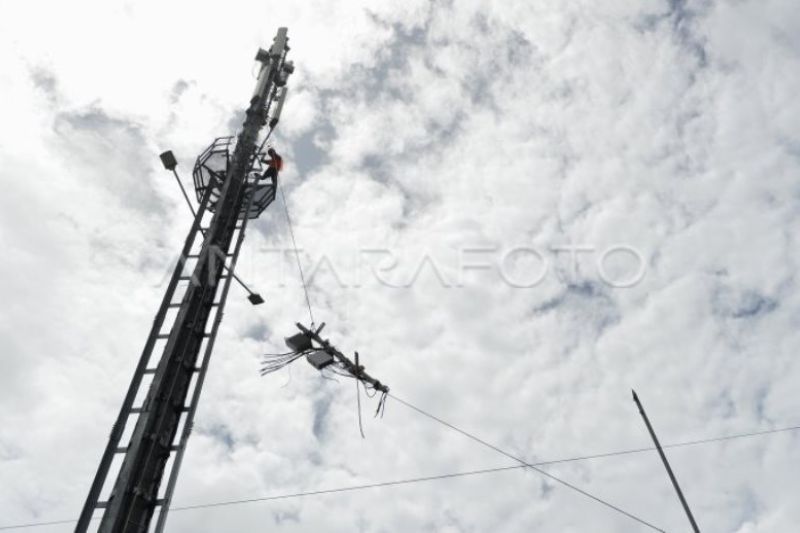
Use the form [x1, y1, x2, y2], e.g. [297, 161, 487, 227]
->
[1, 0, 799, 532]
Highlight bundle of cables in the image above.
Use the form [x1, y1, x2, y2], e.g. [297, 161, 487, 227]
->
[259, 350, 311, 376]
[259, 325, 389, 436]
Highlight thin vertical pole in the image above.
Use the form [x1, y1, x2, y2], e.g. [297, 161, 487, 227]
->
[632, 390, 701, 533]
[172, 169, 197, 218]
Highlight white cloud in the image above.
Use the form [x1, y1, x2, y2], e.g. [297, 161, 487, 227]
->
[1, 0, 800, 532]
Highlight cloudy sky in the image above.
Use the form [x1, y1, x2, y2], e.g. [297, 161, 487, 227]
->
[1, 0, 799, 531]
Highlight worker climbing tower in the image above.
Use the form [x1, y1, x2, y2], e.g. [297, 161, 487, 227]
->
[76, 28, 293, 533]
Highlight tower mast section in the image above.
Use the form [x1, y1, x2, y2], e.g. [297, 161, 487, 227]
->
[76, 28, 293, 533]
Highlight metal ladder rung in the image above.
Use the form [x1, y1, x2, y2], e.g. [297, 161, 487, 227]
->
[169, 302, 219, 308]
[116, 444, 180, 454]
[186, 252, 236, 259]
[159, 331, 212, 341]
[129, 404, 189, 415]
[97, 498, 164, 510]
[143, 368, 157, 374]
[128, 404, 185, 414]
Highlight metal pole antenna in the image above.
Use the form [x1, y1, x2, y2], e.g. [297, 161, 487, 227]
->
[171, 169, 197, 218]
[632, 390, 701, 533]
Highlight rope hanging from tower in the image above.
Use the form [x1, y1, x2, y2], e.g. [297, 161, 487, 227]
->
[278, 177, 315, 328]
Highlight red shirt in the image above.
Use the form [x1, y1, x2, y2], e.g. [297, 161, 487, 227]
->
[267, 155, 283, 171]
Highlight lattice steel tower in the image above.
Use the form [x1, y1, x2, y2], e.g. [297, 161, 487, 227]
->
[76, 28, 294, 533]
